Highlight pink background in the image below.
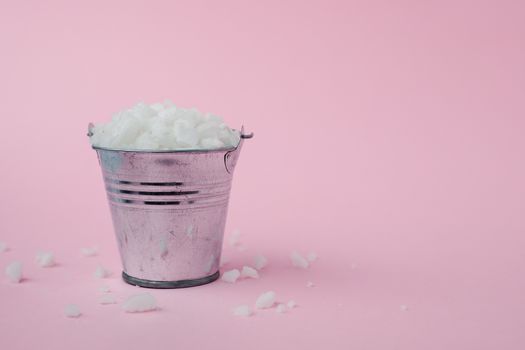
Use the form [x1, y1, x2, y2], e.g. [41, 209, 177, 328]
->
[1, 0, 524, 349]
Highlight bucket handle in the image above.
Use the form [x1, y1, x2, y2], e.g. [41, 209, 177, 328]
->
[224, 126, 253, 174]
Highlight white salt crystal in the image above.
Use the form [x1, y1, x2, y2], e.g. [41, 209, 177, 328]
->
[287, 300, 297, 309]
[0, 241, 8, 253]
[233, 305, 253, 317]
[122, 293, 157, 313]
[221, 269, 241, 283]
[228, 229, 241, 247]
[276, 303, 287, 313]
[5, 261, 22, 283]
[94, 266, 111, 279]
[200, 137, 224, 149]
[150, 103, 164, 111]
[99, 295, 117, 305]
[307, 281, 315, 288]
[36, 252, 55, 267]
[306, 252, 318, 262]
[253, 255, 267, 270]
[400, 304, 409, 311]
[64, 304, 81, 318]
[89, 102, 240, 151]
[255, 291, 276, 309]
[241, 266, 259, 279]
[174, 123, 199, 148]
[99, 285, 111, 293]
[219, 255, 230, 267]
[81, 247, 98, 257]
[290, 251, 309, 269]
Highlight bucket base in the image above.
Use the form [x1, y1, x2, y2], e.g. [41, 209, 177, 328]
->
[122, 270, 220, 289]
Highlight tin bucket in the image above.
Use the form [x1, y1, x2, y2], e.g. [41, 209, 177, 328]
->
[88, 125, 253, 288]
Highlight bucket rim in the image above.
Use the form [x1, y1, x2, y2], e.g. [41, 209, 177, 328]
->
[88, 123, 253, 154]
[91, 144, 237, 154]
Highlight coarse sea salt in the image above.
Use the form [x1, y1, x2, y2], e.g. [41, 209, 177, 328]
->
[276, 303, 287, 313]
[287, 300, 297, 309]
[94, 266, 111, 279]
[219, 255, 230, 267]
[36, 252, 55, 267]
[221, 269, 241, 283]
[99, 295, 117, 305]
[0, 241, 8, 253]
[229, 229, 241, 247]
[64, 304, 81, 318]
[254, 255, 267, 270]
[99, 285, 111, 293]
[290, 251, 309, 269]
[5, 261, 22, 283]
[122, 293, 157, 313]
[233, 305, 253, 317]
[89, 101, 241, 151]
[81, 247, 98, 257]
[255, 291, 276, 309]
[241, 266, 259, 279]
[306, 252, 318, 262]
[307, 281, 315, 288]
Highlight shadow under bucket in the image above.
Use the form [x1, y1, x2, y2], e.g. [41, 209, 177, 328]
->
[89, 125, 253, 288]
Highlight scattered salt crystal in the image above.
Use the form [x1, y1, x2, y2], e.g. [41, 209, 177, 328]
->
[99, 295, 117, 305]
[229, 229, 241, 247]
[36, 252, 55, 267]
[94, 266, 111, 279]
[99, 285, 111, 293]
[219, 255, 230, 267]
[81, 247, 98, 257]
[290, 251, 309, 269]
[64, 304, 81, 318]
[255, 291, 276, 309]
[0, 241, 8, 253]
[122, 293, 157, 313]
[254, 255, 267, 270]
[307, 281, 315, 288]
[276, 303, 287, 313]
[5, 261, 22, 283]
[287, 300, 297, 309]
[233, 305, 253, 317]
[240, 266, 259, 279]
[89, 102, 241, 150]
[400, 304, 409, 311]
[306, 252, 318, 262]
[221, 269, 240, 283]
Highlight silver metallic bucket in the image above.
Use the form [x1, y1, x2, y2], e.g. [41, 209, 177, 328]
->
[88, 125, 253, 288]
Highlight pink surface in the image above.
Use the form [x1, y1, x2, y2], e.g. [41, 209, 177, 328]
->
[1, 1, 525, 349]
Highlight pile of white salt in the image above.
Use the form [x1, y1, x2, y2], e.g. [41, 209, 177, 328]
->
[89, 101, 241, 150]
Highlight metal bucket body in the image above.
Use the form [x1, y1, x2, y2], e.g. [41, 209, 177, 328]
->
[92, 130, 250, 288]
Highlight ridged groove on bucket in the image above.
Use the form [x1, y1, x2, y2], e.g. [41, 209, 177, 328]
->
[103, 176, 232, 209]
